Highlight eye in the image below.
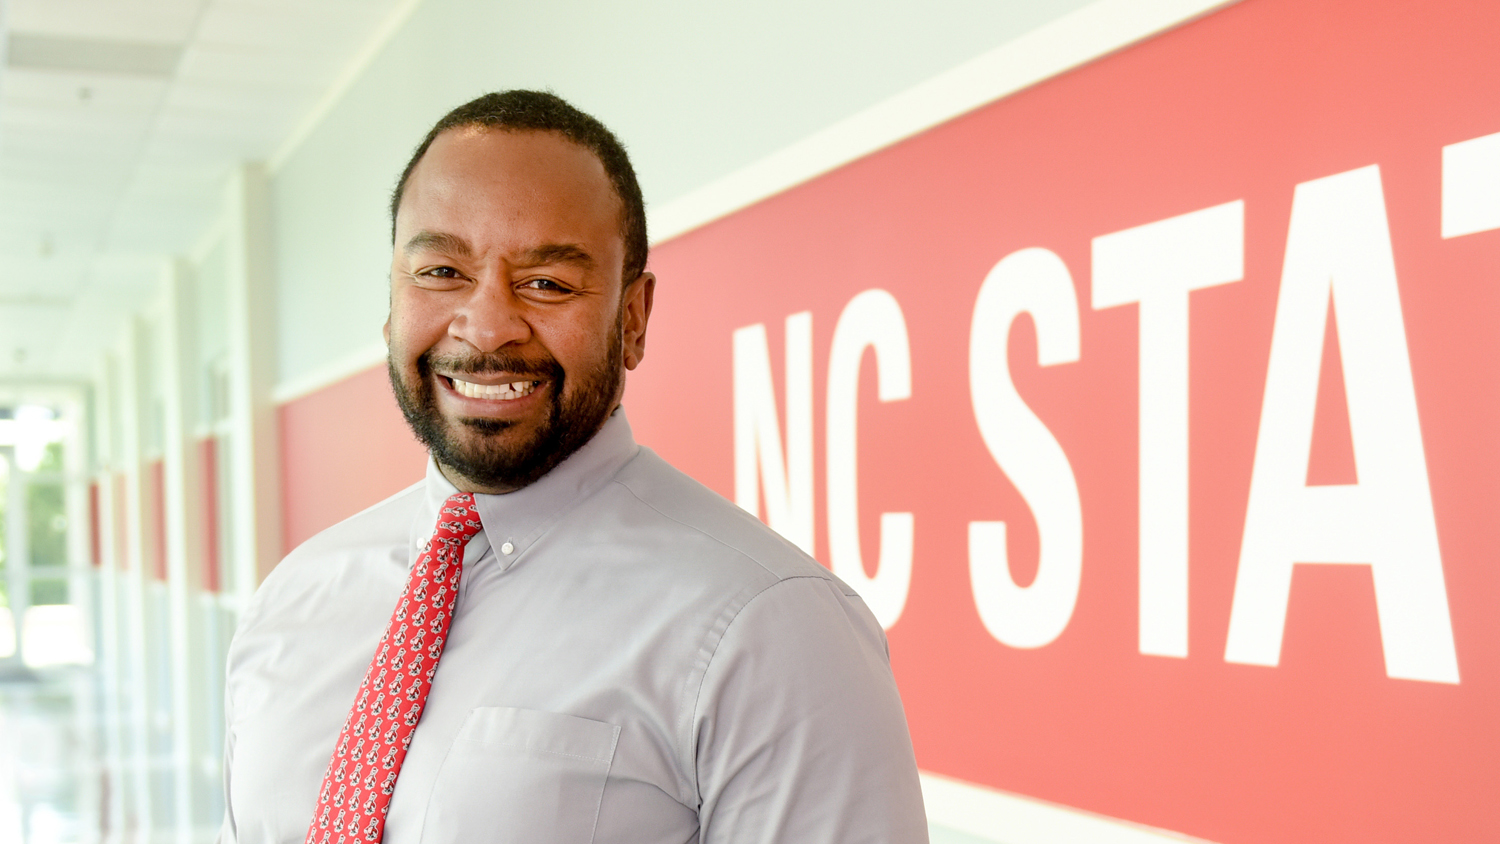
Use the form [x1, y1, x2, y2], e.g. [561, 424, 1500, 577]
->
[413, 265, 467, 288]
[517, 276, 575, 298]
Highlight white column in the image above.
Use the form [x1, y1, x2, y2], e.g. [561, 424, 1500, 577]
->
[159, 258, 213, 842]
[4, 453, 28, 660]
[224, 163, 283, 602]
[92, 353, 128, 843]
[116, 318, 156, 841]
[63, 390, 93, 652]
[61, 390, 102, 840]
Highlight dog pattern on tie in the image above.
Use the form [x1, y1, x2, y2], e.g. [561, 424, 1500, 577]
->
[305, 493, 483, 844]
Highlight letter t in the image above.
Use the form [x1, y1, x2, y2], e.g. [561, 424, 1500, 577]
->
[1092, 200, 1244, 657]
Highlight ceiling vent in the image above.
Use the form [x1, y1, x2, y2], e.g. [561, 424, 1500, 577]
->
[6, 32, 181, 76]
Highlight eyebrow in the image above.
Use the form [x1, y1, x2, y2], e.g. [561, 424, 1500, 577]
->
[402, 232, 596, 271]
[403, 230, 473, 257]
[514, 243, 596, 271]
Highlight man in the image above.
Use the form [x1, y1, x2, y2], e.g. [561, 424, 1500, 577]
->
[219, 90, 928, 843]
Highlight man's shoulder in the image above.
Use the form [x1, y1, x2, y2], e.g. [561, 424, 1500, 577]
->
[602, 448, 850, 593]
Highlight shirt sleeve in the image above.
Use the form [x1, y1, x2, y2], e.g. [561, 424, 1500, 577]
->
[692, 576, 929, 843]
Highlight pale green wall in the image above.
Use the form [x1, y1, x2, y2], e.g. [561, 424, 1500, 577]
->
[194, 243, 227, 371]
[267, 0, 1098, 388]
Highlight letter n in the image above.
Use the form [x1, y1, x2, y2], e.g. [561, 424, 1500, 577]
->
[733, 313, 814, 554]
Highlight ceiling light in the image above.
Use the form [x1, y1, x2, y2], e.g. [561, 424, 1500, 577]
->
[6, 32, 182, 77]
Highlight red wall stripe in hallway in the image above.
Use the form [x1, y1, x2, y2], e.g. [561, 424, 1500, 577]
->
[198, 437, 221, 592]
[88, 481, 101, 568]
[278, 364, 427, 554]
[113, 473, 127, 572]
[146, 460, 167, 582]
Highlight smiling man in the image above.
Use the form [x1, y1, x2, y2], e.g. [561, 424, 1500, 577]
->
[218, 91, 928, 844]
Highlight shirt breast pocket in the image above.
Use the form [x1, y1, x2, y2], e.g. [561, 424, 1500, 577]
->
[419, 707, 620, 844]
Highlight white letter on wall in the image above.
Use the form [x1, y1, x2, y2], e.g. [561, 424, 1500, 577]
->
[1441, 130, 1500, 238]
[1092, 201, 1245, 658]
[969, 248, 1083, 649]
[733, 314, 814, 554]
[827, 289, 913, 629]
[1225, 166, 1459, 684]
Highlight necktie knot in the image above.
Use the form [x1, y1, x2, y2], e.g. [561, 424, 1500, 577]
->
[433, 492, 484, 544]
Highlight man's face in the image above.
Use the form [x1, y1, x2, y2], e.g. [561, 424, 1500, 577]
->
[385, 127, 653, 493]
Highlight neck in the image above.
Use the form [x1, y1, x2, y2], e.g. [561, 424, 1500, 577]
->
[435, 461, 522, 495]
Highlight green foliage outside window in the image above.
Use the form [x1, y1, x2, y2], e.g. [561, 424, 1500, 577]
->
[35, 441, 64, 474]
[0, 442, 71, 608]
[28, 443, 69, 604]
[31, 578, 68, 606]
[28, 484, 67, 570]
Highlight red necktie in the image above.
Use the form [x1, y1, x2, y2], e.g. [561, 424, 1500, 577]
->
[306, 492, 483, 844]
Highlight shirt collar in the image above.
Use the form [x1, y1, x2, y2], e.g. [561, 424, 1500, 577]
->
[410, 408, 640, 573]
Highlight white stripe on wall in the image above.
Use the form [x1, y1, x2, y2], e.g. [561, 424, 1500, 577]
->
[271, 339, 388, 405]
[921, 772, 1221, 844]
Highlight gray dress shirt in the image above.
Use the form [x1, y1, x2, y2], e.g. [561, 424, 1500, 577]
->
[219, 411, 929, 843]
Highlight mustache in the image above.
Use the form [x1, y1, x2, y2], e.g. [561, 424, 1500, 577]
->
[418, 349, 563, 380]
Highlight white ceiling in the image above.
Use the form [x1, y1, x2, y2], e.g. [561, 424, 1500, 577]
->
[0, 0, 410, 381]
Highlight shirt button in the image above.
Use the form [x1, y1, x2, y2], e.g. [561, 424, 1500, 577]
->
[501, 541, 515, 555]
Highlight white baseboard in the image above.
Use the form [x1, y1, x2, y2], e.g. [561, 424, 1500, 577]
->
[921, 772, 1220, 844]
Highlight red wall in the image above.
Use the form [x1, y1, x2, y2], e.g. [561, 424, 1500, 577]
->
[633, 1, 1500, 841]
[113, 473, 128, 572]
[277, 1, 1500, 840]
[146, 460, 167, 581]
[88, 481, 100, 568]
[278, 365, 427, 552]
[198, 437, 221, 592]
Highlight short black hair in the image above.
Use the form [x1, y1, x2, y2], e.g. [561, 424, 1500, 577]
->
[390, 90, 648, 282]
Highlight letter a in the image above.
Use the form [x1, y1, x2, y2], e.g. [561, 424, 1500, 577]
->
[1225, 166, 1459, 684]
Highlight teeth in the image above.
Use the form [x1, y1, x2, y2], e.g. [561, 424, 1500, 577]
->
[451, 378, 539, 400]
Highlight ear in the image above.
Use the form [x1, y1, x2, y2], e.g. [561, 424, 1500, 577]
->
[621, 271, 655, 370]
[382, 318, 392, 346]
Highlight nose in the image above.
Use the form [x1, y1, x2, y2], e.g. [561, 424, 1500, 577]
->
[448, 281, 531, 353]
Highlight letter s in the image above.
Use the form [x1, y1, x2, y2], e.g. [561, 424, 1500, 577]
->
[968, 247, 1083, 649]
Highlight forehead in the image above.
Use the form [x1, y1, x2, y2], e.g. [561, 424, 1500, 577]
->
[396, 128, 624, 262]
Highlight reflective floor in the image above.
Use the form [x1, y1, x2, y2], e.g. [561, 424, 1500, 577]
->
[0, 664, 100, 844]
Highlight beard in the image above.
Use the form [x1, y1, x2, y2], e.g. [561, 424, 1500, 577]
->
[388, 330, 623, 492]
